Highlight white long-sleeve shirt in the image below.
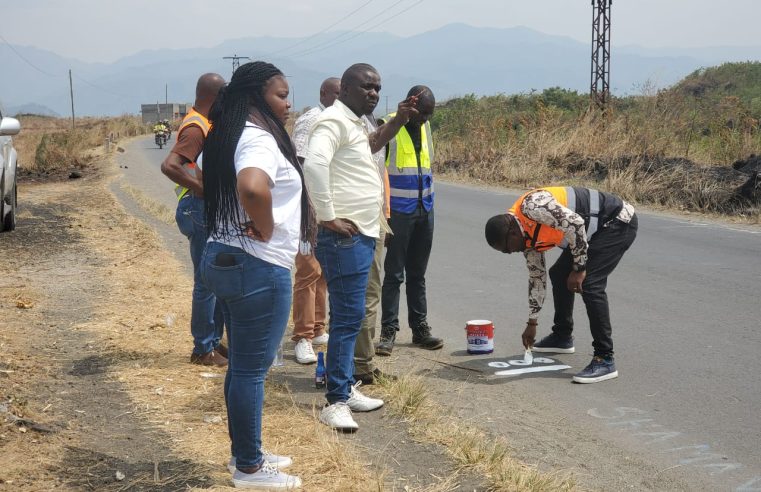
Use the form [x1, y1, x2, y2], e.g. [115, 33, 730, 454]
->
[303, 99, 383, 238]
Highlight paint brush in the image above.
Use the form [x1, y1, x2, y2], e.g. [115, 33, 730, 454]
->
[523, 349, 533, 364]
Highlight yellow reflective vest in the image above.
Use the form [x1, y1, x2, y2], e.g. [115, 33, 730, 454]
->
[384, 112, 434, 213]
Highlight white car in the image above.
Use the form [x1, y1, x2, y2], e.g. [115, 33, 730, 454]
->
[0, 109, 21, 231]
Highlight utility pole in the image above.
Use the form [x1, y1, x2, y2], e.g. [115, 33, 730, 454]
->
[223, 54, 251, 76]
[385, 96, 389, 115]
[68, 69, 75, 129]
[165, 84, 168, 105]
[590, 0, 612, 112]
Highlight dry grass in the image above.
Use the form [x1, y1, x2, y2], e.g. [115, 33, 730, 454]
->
[0, 159, 385, 490]
[120, 182, 176, 225]
[433, 95, 761, 222]
[74, 168, 383, 490]
[378, 373, 577, 492]
[14, 114, 148, 176]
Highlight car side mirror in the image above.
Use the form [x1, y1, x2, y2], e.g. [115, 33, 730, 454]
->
[0, 117, 21, 136]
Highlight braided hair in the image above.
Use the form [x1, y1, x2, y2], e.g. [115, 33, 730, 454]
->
[203, 61, 316, 246]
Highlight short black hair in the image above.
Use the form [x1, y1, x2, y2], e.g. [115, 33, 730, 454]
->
[341, 63, 378, 87]
[407, 85, 435, 107]
[485, 214, 512, 248]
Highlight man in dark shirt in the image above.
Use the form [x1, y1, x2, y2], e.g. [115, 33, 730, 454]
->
[161, 72, 227, 366]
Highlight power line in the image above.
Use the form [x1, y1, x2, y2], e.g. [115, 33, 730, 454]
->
[0, 33, 59, 77]
[290, 0, 425, 59]
[285, 0, 408, 58]
[268, 0, 374, 57]
[71, 72, 131, 100]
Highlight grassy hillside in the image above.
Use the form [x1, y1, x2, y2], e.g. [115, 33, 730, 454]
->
[431, 63, 761, 220]
[674, 61, 761, 117]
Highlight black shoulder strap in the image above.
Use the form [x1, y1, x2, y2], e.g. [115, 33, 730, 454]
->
[529, 224, 542, 249]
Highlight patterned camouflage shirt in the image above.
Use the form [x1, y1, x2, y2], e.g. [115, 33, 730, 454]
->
[519, 190, 635, 319]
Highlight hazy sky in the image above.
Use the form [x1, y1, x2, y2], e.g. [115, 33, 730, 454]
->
[2, 0, 761, 62]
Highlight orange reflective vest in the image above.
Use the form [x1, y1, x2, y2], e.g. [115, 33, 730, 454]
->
[509, 187, 569, 252]
[174, 108, 211, 200]
[509, 186, 621, 252]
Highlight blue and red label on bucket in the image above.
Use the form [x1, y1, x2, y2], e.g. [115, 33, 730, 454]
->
[465, 320, 494, 354]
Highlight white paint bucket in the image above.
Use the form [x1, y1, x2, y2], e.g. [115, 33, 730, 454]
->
[465, 319, 494, 354]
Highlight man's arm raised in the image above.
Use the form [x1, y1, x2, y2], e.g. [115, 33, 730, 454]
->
[368, 97, 419, 153]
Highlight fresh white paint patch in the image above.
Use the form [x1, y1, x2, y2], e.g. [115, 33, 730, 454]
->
[494, 365, 571, 376]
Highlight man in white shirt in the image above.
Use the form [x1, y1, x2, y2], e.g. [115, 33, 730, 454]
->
[290, 77, 340, 365]
[304, 63, 418, 431]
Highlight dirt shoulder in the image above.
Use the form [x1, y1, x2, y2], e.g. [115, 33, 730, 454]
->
[0, 156, 488, 491]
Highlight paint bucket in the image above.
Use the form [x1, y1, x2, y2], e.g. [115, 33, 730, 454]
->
[465, 320, 494, 354]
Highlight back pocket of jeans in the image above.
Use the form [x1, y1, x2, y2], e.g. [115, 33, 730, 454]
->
[204, 262, 244, 300]
[336, 235, 359, 248]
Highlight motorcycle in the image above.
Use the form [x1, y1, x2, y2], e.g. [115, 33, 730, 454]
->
[154, 130, 168, 149]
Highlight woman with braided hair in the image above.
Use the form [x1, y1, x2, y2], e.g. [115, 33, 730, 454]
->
[200, 61, 312, 489]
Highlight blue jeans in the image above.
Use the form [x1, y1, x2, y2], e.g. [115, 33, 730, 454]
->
[176, 196, 224, 354]
[201, 241, 292, 469]
[315, 228, 376, 404]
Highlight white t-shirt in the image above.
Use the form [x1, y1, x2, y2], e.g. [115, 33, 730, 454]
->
[207, 124, 302, 270]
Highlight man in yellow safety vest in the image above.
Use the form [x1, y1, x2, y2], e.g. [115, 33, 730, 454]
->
[376, 85, 443, 356]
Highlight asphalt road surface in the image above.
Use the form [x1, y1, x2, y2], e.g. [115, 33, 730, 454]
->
[119, 135, 761, 491]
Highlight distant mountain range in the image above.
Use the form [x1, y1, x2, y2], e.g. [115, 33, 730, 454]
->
[2, 23, 760, 117]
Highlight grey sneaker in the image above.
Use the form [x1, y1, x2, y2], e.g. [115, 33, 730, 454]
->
[533, 333, 575, 354]
[228, 450, 293, 473]
[231, 461, 302, 489]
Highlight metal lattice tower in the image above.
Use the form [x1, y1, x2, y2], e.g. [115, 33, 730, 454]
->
[590, 0, 612, 110]
[223, 54, 251, 76]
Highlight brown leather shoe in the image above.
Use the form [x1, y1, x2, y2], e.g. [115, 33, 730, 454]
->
[190, 350, 227, 367]
[215, 343, 229, 358]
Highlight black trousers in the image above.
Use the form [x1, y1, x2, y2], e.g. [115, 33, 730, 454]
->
[549, 214, 638, 357]
[381, 205, 434, 332]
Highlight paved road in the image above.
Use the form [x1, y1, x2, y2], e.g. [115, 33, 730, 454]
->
[119, 135, 761, 491]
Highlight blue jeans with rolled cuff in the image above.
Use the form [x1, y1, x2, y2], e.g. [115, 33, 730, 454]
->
[201, 241, 292, 469]
[315, 228, 376, 405]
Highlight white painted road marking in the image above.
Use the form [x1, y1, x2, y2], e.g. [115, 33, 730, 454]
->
[494, 365, 572, 376]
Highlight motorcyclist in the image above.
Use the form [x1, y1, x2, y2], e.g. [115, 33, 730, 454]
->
[153, 121, 168, 135]
[153, 121, 169, 148]
[162, 119, 172, 140]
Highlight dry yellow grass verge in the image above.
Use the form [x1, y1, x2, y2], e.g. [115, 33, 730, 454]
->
[0, 164, 383, 490]
[120, 181, 176, 225]
[378, 374, 576, 492]
[94, 173, 383, 491]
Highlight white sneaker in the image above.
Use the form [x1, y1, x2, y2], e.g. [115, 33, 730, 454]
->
[346, 381, 384, 412]
[227, 450, 293, 473]
[319, 402, 358, 431]
[231, 461, 302, 489]
[312, 333, 329, 345]
[294, 338, 317, 364]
